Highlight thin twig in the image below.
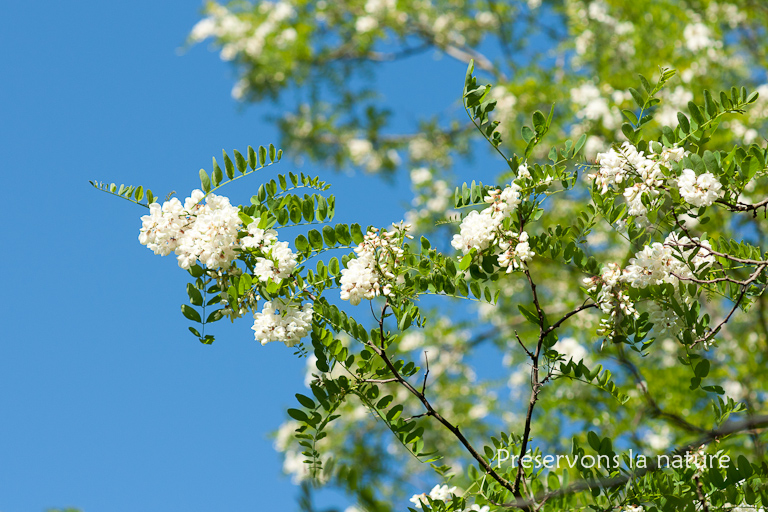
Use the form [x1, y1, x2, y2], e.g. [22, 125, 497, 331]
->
[366, 299, 517, 496]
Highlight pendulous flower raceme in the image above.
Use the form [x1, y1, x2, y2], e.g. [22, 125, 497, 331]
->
[252, 298, 313, 347]
[138, 188, 311, 347]
[589, 142, 691, 226]
[678, 168, 724, 207]
[451, 183, 524, 253]
[139, 189, 242, 270]
[340, 222, 412, 305]
[240, 223, 298, 284]
[623, 232, 715, 289]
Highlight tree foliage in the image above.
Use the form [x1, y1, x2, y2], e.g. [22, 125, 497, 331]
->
[96, 1, 768, 511]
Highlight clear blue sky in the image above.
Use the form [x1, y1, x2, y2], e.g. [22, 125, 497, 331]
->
[0, 2, 479, 511]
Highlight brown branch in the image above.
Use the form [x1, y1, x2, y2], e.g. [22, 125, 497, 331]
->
[694, 474, 710, 512]
[691, 263, 766, 348]
[716, 196, 768, 216]
[512, 269, 546, 499]
[616, 349, 707, 434]
[366, 301, 518, 496]
[540, 302, 598, 339]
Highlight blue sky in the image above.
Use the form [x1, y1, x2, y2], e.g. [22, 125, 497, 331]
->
[0, 1, 480, 511]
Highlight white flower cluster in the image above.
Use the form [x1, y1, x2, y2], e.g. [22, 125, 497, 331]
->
[571, 81, 620, 130]
[623, 233, 715, 289]
[683, 22, 714, 53]
[585, 263, 638, 319]
[589, 142, 688, 225]
[623, 506, 645, 512]
[139, 190, 242, 269]
[241, 224, 298, 283]
[190, 1, 297, 61]
[498, 231, 535, 271]
[647, 301, 684, 336]
[252, 298, 313, 347]
[678, 168, 723, 207]
[409, 484, 458, 509]
[340, 223, 410, 306]
[451, 184, 522, 254]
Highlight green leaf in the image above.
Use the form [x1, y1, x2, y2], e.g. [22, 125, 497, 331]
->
[350, 223, 364, 245]
[296, 394, 316, 409]
[259, 145, 267, 166]
[212, 161, 223, 187]
[186, 283, 203, 306]
[248, 145, 257, 169]
[322, 225, 337, 246]
[295, 234, 309, 253]
[694, 359, 710, 378]
[181, 304, 202, 323]
[302, 198, 314, 222]
[335, 224, 352, 245]
[223, 151, 235, 179]
[199, 169, 211, 194]
[518, 304, 539, 325]
[287, 408, 309, 422]
[688, 101, 705, 125]
[521, 125, 535, 143]
[234, 149, 247, 173]
[308, 229, 323, 250]
[639, 74, 652, 94]
[206, 310, 223, 323]
[628, 87, 645, 108]
[316, 195, 328, 221]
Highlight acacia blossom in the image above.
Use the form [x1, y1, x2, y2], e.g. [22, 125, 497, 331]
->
[451, 184, 522, 254]
[139, 189, 242, 269]
[252, 298, 313, 347]
[590, 143, 689, 225]
[241, 224, 298, 283]
[340, 223, 410, 305]
[409, 484, 458, 509]
[678, 168, 723, 207]
[497, 231, 535, 271]
[585, 263, 638, 319]
[623, 233, 715, 288]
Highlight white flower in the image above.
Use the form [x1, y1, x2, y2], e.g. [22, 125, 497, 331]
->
[678, 168, 723, 207]
[498, 231, 535, 271]
[683, 22, 713, 52]
[355, 15, 378, 33]
[139, 190, 242, 270]
[429, 484, 457, 500]
[623, 233, 714, 288]
[340, 223, 409, 305]
[517, 164, 531, 180]
[410, 167, 432, 186]
[409, 484, 458, 508]
[252, 299, 313, 347]
[553, 337, 588, 363]
[451, 184, 521, 254]
[409, 493, 428, 508]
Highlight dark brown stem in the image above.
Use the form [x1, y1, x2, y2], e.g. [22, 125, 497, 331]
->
[367, 300, 517, 496]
